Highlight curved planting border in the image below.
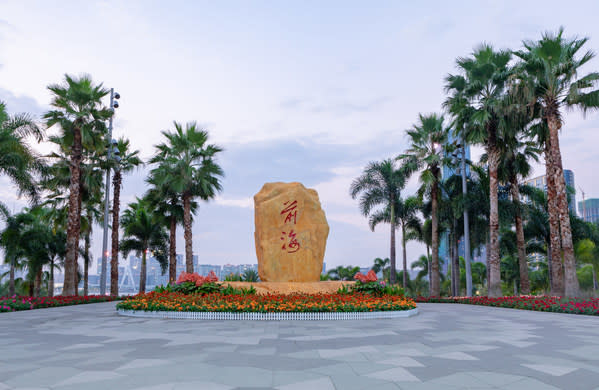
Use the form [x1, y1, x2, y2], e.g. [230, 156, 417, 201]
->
[116, 307, 418, 320]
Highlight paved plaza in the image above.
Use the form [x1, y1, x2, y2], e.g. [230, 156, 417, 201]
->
[1, 302, 599, 389]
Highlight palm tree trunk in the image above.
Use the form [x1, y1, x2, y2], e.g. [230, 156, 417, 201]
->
[545, 139, 564, 296]
[183, 193, 194, 273]
[34, 268, 42, 297]
[431, 179, 440, 296]
[547, 241, 552, 292]
[9, 259, 15, 296]
[402, 224, 407, 289]
[453, 229, 460, 296]
[547, 115, 579, 297]
[139, 249, 147, 294]
[486, 234, 491, 289]
[169, 213, 177, 283]
[76, 183, 83, 296]
[83, 228, 90, 296]
[63, 126, 82, 296]
[49, 259, 54, 297]
[389, 202, 397, 285]
[487, 143, 502, 298]
[426, 245, 431, 295]
[511, 177, 530, 295]
[110, 170, 122, 297]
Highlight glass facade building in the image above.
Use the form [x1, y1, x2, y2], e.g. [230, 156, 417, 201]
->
[523, 169, 576, 215]
[578, 198, 599, 223]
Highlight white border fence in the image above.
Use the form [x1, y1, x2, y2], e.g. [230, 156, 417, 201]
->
[116, 308, 418, 321]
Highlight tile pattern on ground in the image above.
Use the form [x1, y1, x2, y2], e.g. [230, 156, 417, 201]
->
[1, 302, 599, 389]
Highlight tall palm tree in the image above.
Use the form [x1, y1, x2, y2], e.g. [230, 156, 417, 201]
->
[350, 159, 407, 284]
[44, 135, 104, 295]
[44, 74, 111, 296]
[498, 134, 540, 295]
[109, 138, 143, 296]
[151, 122, 224, 273]
[445, 44, 512, 297]
[514, 28, 599, 296]
[399, 113, 451, 296]
[146, 165, 198, 283]
[0, 101, 45, 207]
[120, 198, 168, 294]
[369, 196, 421, 289]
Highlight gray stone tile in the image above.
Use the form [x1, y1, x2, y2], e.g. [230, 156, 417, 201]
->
[275, 377, 335, 390]
[3, 301, 599, 390]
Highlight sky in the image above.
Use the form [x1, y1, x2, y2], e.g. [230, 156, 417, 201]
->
[2, 1, 599, 273]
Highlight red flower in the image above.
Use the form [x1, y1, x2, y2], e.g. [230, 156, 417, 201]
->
[354, 270, 378, 283]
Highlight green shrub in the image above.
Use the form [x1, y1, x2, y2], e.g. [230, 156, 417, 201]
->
[221, 284, 257, 295]
[353, 281, 385, 296]
[336, 284, 352, 295]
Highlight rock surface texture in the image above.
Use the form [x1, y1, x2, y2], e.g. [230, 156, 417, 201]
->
[254, 182, 329, 282]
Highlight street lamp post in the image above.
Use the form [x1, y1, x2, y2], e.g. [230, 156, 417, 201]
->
[459, 134, 472, 297]
[100, 88, 120, 295]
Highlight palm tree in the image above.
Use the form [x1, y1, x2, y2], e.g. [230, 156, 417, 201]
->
[445, 45, 512, 297]
[369, 196, 421, 289]
[109, 138, 143, 296]
[498, 134, 540, 295]
[399, 113, 451, 296]
[44, 74, 111, 296]
[0, 209, 31, 296]
[371, 257, 390, 280]
[350, 159, 407, 284]
[44, 136, 104, 295]
[146, 164, 198, 284]
[514, 28, 599, 297]
[120, 198, 168, 294]
[411, 254, 431, 281]
[0, 101, 44, 207]
[327, 266, 361, 281]
[151, 122, 224, 273]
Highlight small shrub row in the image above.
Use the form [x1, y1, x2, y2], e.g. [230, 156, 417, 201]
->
[1, 295, 118, 312]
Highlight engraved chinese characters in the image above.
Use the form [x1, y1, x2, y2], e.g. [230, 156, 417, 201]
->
[280, 200, 300, 253]
[254, 182, 329, 282]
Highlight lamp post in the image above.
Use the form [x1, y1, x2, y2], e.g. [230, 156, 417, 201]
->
[458, 135, 472, 296]
[99, 88, 120, 295]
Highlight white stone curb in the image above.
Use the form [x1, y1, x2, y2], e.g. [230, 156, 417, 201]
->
[116, 307, 418, 320]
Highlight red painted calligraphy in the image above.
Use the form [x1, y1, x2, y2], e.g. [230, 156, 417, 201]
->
[280, 200, 300, 253]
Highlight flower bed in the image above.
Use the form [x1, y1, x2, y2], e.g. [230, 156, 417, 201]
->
[117, 291, 416, 313]
[0, 295, 119, 312]
[416, 295, 599, 316]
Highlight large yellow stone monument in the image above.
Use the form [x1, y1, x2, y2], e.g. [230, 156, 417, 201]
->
[254, 182, 329, 282]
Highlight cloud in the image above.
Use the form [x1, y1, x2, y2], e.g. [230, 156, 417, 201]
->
[214, 196, 253, 208]
[279, 95, 394, 116]
[0, 88, 47, 117]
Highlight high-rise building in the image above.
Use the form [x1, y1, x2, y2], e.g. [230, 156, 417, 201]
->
[579, 198, 599, 223]
[523, 169, 576, 215]
[197, 264, 222, 278]
[222, 264, 239, 277]
[440, 131, 472, 273]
